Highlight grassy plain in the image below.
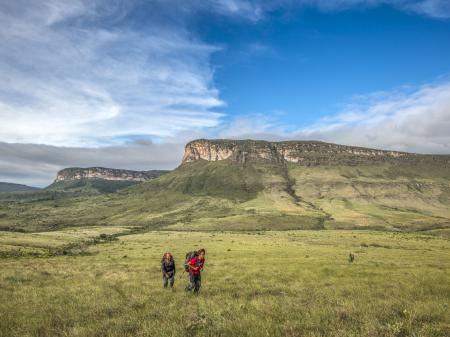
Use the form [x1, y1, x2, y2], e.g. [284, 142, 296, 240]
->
[0, 227, 132, 257]
[1, 229, 449, 337]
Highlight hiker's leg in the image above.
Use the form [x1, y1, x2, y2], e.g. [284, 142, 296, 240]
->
[169, 273, 175, 288]
[190, 275, 196, 291]
[163, 274, 168, 288]
[194, 274, 201, 293]
[185, 274, 194, 292]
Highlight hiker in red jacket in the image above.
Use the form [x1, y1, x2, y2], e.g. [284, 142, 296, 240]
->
[185, 249, 205, 293]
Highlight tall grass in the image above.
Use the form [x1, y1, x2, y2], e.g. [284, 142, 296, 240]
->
[1, 229, 449, 337]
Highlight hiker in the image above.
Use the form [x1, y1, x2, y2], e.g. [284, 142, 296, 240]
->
[185, 249, 206, 293]
[160, 252, 176, 288]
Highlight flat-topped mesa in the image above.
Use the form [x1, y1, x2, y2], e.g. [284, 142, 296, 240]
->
[55, 167, 169, 182]
[182, 139, 450, 166]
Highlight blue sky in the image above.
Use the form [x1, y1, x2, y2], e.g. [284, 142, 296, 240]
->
[1, 0, 450, 186]
[203, 6, 450, 126]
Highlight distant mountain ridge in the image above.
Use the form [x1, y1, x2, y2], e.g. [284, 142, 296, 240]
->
[55, 167, 170, 182]
[1, 139, 449, 233]
[0, 182, 40, 193]
[183, 139, 450, 166]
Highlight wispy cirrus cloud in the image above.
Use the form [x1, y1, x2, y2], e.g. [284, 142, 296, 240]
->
[213, 0, 450, 19]
[405, 0, 450, 19]
[0, 0, 224, 147]
[308, 0, 450, 19]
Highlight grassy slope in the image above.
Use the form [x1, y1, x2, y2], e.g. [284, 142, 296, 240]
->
[166, 161, 450, 232]
[0, 178, 143, 204]
[0, 160, 266, 231]
[0, 182, 40, 193]
[0, 229, 449, 337]
[0, 160, 449, 232]
[288, 163, 450, 231]
[0, 226, 131, 257]
[0, 179, 144, 232]
[46, 179, 139, 194]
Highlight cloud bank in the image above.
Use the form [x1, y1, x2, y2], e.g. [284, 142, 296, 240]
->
[0, 141, 184, 187]
[220, 81, 450, 154]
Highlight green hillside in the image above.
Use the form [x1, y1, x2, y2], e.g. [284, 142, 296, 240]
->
[47, 178, 139, 194]
[0, 179, 141, 205]
[0, 156, 449, 233]
[0, 182, 40, 193]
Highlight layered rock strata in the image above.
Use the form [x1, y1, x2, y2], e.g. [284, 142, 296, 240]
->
[182, 139, 450, 166]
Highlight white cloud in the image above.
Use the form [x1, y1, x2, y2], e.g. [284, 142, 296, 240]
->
[300, 82, 450, 151]
[209, 0, 450, 19]
[0, 0, 224, 147]
[210, 0, 264, 20]
[219, 113, 287, 140]
[402, 0, 450, 18]
[220, 81, 450, 154]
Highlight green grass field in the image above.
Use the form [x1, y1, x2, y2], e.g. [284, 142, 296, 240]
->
[0, 226, 132, 257]
[1, 157, 449, 336]
[1, 229, 449, 337]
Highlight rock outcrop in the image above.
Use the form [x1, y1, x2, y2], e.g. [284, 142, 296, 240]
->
[55, 167, 169, 182]
[182, 139, 450, 166]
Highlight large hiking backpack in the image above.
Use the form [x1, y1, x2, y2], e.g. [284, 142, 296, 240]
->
[184, 251, 198, 272]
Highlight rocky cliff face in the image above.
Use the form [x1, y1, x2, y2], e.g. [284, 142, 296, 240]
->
[182, 139, 450, 166]
[55, 167, 169, 182]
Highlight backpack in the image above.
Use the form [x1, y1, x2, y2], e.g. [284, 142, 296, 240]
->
[184, 251, 198, 272]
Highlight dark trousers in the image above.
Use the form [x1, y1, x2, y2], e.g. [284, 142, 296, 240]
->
[185, 274, 201, 293]
[163, 272, 175, 288]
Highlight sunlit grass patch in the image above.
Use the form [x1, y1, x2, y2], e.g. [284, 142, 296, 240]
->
[0, 226, 132, 257]
[1, 229, 449, 337]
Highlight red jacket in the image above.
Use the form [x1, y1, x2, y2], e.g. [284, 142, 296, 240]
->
[188, 256, 204, 276]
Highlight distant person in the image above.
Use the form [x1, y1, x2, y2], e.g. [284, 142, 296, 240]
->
[160, 252, 175, 289]
[185, 249, 206, 294]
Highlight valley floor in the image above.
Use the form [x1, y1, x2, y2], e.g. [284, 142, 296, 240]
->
[0, 229, 449, 337]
